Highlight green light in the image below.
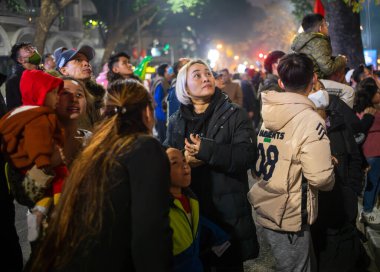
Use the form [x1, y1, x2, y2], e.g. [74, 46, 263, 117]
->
[163, 43, 170, 51]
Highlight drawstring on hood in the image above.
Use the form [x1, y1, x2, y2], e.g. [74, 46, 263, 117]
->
[20, 70, 63, 106]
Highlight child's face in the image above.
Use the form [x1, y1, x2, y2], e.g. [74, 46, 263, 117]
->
[44, 88, 59, 109]
[166, 148, 191, 189]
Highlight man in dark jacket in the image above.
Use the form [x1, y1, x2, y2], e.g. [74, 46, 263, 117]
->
[6, 42, 40, 111]
[310, 94, 369, 272]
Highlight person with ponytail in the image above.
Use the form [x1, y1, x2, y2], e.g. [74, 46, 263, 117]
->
[27, 79, 172, 272]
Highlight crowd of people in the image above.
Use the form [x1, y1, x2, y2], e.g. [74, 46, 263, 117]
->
[1, 12, 379, 272]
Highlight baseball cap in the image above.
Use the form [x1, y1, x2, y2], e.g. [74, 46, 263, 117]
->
[56, 45, 95, 70]
[53, 46, 67, 62]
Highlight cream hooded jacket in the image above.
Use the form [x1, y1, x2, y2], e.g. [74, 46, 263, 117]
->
[248, 91, 335, 232]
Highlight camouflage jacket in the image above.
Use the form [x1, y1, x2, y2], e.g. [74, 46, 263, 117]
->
[291, 32, 346, 79]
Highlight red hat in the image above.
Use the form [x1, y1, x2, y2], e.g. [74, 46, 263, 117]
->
[20, 70, 63, 106]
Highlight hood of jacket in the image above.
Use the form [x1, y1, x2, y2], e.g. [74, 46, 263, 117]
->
[291, 32, 328, 52]
[261, 90, 316, 131]
[20, 69, 63, 106]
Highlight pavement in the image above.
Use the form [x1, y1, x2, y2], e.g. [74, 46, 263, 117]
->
[357, 200, 380, 272]
[15, 202, 30, 266]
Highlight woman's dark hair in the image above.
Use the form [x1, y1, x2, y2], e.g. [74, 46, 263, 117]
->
[28, 79, 153, 271]
[352, 64, 367, 84]
[277, 53, 314, 92]
[107, 52, 131, 82]
[354, 77, 378, 113]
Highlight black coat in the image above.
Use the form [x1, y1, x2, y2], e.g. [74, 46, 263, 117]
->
[5, 65, 24, 111]
[164, 92, 259, 262]
[241, 80, 258, 116]
[57, 136, 172, 272]
[316, 95, 363, 229]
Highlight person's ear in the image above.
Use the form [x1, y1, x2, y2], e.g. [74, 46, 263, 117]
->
[278, 79, 285, 90]
[312, 73, 318, 85]
[59, 67, 69, 76]
[112, 65, 119, 74]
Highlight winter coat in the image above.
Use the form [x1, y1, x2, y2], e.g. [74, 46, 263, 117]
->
[167, 79, 181, 118]
[0, 106, 61, 169]
[164, 91, 259, 262]
[315, 95, 363, 228]
[5, 64, 25, 111]
[361, 111, 380, 158]
[56, 136, 172, 272]
[241, 80, 258, 116]
[0, 70, 64, 170]
[170, 189, 230, 272]
[248, 91, 335, 232]
[291, 32, 346, 79]
[152, 77, 170, 121]
[170, 190, 202, 272]
[222, 81, 243, 106]
[258, 74, 283, 95]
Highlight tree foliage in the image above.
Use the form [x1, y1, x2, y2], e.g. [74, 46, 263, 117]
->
[291, 0, 379, 16]
[341, 0, 380, 12]
[290, 0, 313, 21]
[33, 0, 74, 54]
[89, 0, 206, 64]
[6, 0, 27, 13]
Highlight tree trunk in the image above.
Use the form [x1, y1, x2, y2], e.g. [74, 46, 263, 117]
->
[101, 3, 156, 65]
[33, 0, 74, 54]
[322, 0, 365, 68]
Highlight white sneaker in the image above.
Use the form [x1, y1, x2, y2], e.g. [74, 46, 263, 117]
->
[361, 210, 380, 225]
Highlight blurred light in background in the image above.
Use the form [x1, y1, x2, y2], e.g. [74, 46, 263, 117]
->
[237, 64, 246, 73]
[208, 49, 220, 63]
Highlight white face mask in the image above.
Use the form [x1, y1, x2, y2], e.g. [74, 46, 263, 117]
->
[308, 90, 329, 109]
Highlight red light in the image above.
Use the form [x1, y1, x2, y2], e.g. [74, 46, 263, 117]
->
[259, 53, 264, 58]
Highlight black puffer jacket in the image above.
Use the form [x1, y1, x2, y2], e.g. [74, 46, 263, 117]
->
[316, 95, 363, 228]
[164, 90, 259, 262]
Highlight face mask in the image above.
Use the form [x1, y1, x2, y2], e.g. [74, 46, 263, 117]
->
[28, 52, 42, 65]
[308, 89, 329, 109]
[167, 66, 174, 75]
